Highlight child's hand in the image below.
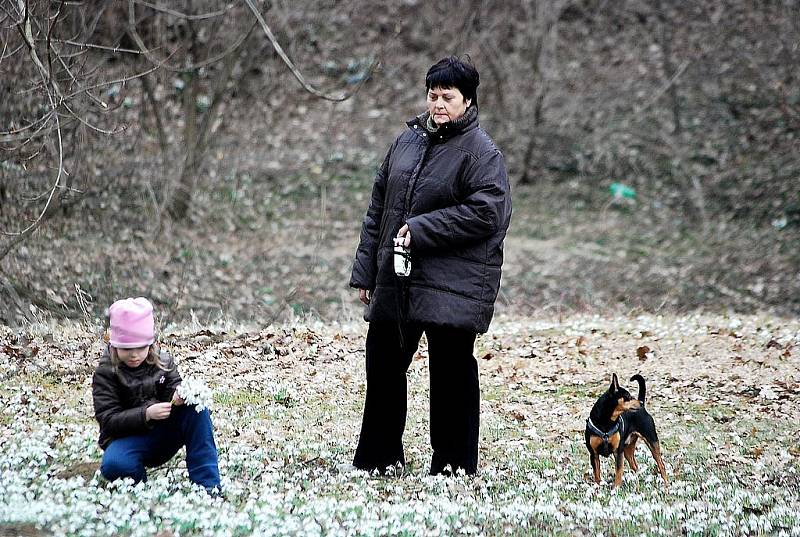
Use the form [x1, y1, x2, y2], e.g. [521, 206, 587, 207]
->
[146, 402, 172, 421]
[171, 388, 185, 406]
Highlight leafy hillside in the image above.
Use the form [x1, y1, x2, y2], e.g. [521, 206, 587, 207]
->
[1, 0, 799, 324]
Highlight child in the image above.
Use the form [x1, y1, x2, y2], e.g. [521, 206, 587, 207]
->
[92, 297, 221, 491]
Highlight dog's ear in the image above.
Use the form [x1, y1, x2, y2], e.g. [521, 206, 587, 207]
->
[610, 373, 619, 391]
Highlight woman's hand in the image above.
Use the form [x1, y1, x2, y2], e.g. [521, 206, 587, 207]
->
[146, 402, 172, 421]
[359, 289, 371, 305]
[171, 387, 185, 406]
[395, 224, 411, 248]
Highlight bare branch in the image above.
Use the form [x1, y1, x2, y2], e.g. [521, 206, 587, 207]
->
[633, 58, 691, 116]
[0, 275, 36, 324]
[59, 58, 164, 103]
[0, 2, 21, 26]
[133, 0, 230, 21]
[139, 72, 169, 156]
[1, 6, 65, 243]
[1, 42, 26, 61]
[0, 109, 56, 138]
[127, 0, 255, 72]
[24, 11, 114, 110]
[15, 0, 62, 99]
[62, 101, 125, 135]
[45, 2, 68, 83]
[49, 38, 144, 55]
[243, 0, 383, 102]
[0, 36, 9, 72]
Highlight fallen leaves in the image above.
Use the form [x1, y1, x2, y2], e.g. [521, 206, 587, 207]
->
[636, 345, 655, 361]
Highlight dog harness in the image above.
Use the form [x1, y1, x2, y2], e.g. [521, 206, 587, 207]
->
[587, 417, 624, 457]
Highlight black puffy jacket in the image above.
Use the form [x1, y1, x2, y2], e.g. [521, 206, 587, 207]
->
[350, 107, 512, 333]
[92, 345, 181, 448]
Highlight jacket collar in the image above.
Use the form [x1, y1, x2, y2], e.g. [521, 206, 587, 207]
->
[407, 105, 478, 142]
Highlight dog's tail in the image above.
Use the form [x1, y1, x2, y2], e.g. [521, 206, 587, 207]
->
[630, 374, 646, 404]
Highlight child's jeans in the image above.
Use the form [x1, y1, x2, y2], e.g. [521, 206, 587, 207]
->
[100, 405, 221, 489]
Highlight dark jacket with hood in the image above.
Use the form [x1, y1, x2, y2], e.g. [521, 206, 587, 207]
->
[92, 345, 181, 449]
[350, 106, 512, 333]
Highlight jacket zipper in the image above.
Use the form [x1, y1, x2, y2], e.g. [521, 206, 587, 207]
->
[403, 131, 432, 220]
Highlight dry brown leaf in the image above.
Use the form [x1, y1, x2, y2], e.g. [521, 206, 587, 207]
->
[510, 410, 525, 422]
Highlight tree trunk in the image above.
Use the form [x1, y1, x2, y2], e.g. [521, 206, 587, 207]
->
[167, 68, 199, 221]
[168, 30, 244, 221]
[655, 0, 681, 134]
[0, 167, 6, 215]
[518, 89, 546, 185]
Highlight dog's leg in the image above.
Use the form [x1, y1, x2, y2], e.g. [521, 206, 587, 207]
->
[613, 450, 625, 488]
[589, 452, 601, 484]
[623, 435, 639, 472]
[644, 440, 669, 484]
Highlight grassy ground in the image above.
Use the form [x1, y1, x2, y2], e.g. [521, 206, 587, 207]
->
[1, 313, 799, 536]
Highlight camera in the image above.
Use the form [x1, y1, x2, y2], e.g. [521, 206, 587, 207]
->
[393, 243, 411, 277]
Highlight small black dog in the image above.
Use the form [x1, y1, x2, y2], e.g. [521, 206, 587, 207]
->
[584, 373, 668, 487]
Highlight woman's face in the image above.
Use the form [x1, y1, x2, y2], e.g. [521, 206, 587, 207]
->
[427, 86, 471, 125]
[116, 346, 149, 368]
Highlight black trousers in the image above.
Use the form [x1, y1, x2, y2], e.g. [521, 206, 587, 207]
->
[352, 321, 479, 475]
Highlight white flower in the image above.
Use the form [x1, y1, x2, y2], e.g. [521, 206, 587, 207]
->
[176, 376, 214, 412]
[759, 385, 779, 400]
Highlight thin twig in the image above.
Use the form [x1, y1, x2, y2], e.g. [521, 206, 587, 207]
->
[632, 59, 690, 115]
[0, 107, 55, 136]
[127, 0, 255, 72]
[0, 42, 25, 60]
[16, 0, 60, 99]
[139, 70, 169, 156]
[59, 58, 165, 102]
[62, 101, 125, 135]
[1, 275, 36, 324]
[1, 1, 65, 241]
[242, 0, 384, 102]
[49, 38, 144, 55]
[133, 0, 230, 21]
[0, 1, 20, 26]
[0, 112, 62, 144]
[45, 1, 67, 82]
[0, 32, 8, 71]
[29, 13, 108, 109]
[22, 180, 83, 203]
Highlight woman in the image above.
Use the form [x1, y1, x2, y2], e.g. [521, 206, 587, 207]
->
[349, 56, 512, 475]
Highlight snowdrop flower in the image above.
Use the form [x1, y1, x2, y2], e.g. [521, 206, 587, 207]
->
[176, 376, 214, 412]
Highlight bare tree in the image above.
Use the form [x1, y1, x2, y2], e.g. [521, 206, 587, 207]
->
[125, 0, 380, 221]
[0, 0, 150, 261]
[1, 0, 382, 254]
[0, 0, 385, 323]
[516, 0, 570, 184]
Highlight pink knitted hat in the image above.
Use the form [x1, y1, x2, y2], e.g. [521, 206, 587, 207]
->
[109, 297, 155, 349]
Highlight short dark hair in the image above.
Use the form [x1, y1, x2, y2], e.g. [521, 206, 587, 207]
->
[425, 56, 480, 106]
